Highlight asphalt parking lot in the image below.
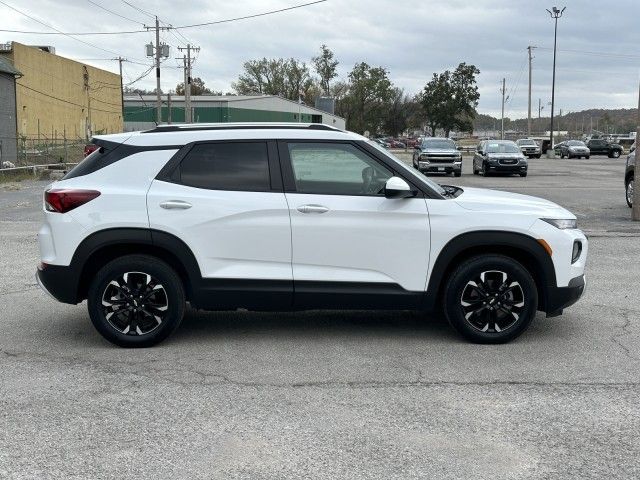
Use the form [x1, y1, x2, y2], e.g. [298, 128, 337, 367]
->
[1, 155, 639, 479]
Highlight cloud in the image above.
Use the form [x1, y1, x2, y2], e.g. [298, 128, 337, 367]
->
[2, 0, 638, 118]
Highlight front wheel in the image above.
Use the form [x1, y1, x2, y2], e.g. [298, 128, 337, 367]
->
[520, 171, 528, 177]
[443, 255, 538, 343]
[585, 155, 590, 159]
[612, 150, 621, 158]
[454, 170, 462, 177]
[627, 176, 634, 208]
[87, 255, 186, 347]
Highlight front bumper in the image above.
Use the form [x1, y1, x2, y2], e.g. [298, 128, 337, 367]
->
[486, 163, 527, 173]
[418, 162, 461, 173]
[545, 274, 586, 317]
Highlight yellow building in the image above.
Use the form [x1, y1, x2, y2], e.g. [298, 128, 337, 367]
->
[0, 42, 123, 142]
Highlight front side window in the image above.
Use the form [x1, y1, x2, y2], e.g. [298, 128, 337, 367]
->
[177, 142, 270, 191]
[288, 142, 392, 196]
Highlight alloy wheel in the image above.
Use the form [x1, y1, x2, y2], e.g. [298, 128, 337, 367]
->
[460, 270, 525, 333]
[627, 179, 634, 206]
[101, 271, 169, 336]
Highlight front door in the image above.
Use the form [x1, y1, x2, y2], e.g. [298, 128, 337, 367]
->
[279, 141, 431, 308]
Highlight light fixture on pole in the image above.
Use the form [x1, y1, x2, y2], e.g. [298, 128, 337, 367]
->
[546, 6, 565, 158]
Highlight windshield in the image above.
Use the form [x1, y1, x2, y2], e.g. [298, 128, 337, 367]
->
[367, 140, 446, 196]
[567, 140, 586, 146]
[422, 139, 455, 149]
[486, 142, 520, 154]
[518, 139, 536, 145]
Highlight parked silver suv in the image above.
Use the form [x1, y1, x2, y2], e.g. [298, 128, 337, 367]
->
[516, 138, 542, 158]
[412, 137, 462, 177]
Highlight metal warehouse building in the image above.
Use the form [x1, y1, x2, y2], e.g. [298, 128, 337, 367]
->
[124, 95, 345, 131]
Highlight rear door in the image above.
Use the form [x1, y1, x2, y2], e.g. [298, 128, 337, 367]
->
[279, 140, 430, 308]
[147, 140, 292, 306]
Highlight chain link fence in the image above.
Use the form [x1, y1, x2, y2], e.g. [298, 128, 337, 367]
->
[1, 135, 86, 167]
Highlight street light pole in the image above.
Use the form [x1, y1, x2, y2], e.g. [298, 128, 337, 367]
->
[546, 6, 565, 158]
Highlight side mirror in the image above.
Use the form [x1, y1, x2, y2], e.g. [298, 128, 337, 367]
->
[414, 144, 421, 149]
[630, 146, 636, 153]
[384, 176, 415, 199]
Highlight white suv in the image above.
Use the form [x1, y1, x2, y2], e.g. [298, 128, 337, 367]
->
[36, 123, 588, 347]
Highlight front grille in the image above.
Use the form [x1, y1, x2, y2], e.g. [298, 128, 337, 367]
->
[424, 154, 459, 163]
[498, 158, 519, 165]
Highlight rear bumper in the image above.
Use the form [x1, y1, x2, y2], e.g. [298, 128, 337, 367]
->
[36, 265, 79, 304]
[545, 274, 586, 317]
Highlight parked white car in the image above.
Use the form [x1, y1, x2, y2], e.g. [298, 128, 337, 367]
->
[36, 123, 587, 347]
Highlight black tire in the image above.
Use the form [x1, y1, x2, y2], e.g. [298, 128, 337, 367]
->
[443, 255, 538, 343]
[626, 176, 634, 208]
[454, 170, 462, 177]
[520, 172, 528, 177]
[535, 154, 541, 159]
[87, 254, 186, 347]
[560, 153, 565, 159]
[612, 150, 621, 158]
[481, 162, 489, 176]
[586, 155, 590, 159]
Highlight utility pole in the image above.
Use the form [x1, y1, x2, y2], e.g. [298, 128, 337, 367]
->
[546, 6, 566, 157]
[167, 92, 172, 124]
[633, 81, 640, 220]
[538, 98, 542, 119]
[114, 56, 126, 121]
[500, 78, 506, 140]
[178, 44, 200, 123]
[527, 46, 535, 136]
[144, 17, 170, 124]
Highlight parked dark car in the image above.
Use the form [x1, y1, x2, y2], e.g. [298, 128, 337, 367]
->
[413, 137, 462, 176]
[586, 138, 623, 158]
[553, 141, 566, 155]
[626, 145, 635, 207]
[557, 140, 590, 159]
[473, 140, 528, 177]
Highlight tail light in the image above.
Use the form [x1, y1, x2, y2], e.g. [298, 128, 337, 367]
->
[84, 144, 99, 157]
[45, 189, 100, 213]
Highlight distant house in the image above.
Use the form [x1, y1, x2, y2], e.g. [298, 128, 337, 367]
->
[0, 55, 22, 164]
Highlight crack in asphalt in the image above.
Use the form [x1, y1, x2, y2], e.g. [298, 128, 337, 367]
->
[593, 303, 639, 361]
[2, 348, 640, 390]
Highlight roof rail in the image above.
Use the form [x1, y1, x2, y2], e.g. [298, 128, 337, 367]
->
[141, 123, 342, 134]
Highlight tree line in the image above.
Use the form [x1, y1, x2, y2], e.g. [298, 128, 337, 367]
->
[125, 45, 482, 137]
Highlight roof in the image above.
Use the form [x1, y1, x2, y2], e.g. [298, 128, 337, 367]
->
[0, 56, 22, 77]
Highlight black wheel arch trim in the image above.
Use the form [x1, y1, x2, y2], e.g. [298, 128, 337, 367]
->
[61, 228, 203, 305]
[424, 230, 557, 313]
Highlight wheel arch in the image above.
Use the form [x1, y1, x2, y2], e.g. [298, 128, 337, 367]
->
[425, 231, 557, 313]
[71, 228, 202, 304]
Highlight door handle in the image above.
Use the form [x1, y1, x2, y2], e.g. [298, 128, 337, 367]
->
[297, 204, 329, 214]
[160, 200, 192, 210]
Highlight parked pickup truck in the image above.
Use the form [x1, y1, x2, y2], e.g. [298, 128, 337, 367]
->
[586, 138, 623, 158]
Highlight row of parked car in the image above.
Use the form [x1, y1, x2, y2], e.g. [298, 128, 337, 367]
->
[552, 138, 624, 159]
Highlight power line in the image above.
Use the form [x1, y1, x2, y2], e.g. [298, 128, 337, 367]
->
[0, 0, 328, 34]
[172, 0, 327, 29]
[0, 0, 128, 55]
[536, 47, 640, 60]
[120, 0, 155, 19]
[16, 82, 121, 114]
[86, 0, 143, 25]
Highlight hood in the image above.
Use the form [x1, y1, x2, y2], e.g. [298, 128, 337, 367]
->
[454, 187, 574, 217]
[421, 147, 458, 153]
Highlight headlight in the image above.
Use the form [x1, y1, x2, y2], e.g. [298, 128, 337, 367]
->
[419, 153, 428, 159]
[541, 218, 577, 229]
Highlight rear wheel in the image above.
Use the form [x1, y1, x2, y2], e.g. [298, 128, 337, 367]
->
[627, 176, 634, 208]
[87, 255, 185, 347]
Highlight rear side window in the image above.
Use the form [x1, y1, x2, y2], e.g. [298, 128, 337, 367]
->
[176, 142, 271, 191]
[62, 141, 123, 179]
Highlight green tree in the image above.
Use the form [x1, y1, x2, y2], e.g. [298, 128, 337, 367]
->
[175, 77, 217, 95]
[232, 58, 315, 103]
[382, 88, 421, 137]
[420, 62, 480, 136]
[340, 62, 395, 134]
[312, 44, 339, 96]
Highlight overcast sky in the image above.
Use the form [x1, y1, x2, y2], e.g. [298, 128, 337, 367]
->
[2, 0, 639, 118]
